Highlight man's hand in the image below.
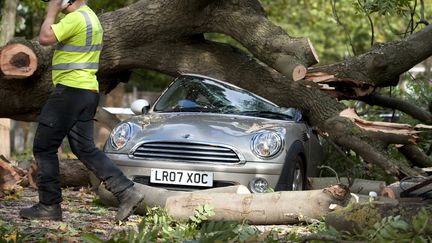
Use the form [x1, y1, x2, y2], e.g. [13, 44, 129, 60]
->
[47, 0, 64, 15]
[39, 0, 64, 45]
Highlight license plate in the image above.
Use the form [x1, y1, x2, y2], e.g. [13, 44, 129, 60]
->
[150, 168, 213, 187]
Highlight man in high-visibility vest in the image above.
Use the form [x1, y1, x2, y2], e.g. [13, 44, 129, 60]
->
[19, 0, 144, 222]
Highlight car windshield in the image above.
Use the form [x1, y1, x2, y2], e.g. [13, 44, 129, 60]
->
[153, 75, 297, 120]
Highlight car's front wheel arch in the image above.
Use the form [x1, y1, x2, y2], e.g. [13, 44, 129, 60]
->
[274, 141, 306, 191]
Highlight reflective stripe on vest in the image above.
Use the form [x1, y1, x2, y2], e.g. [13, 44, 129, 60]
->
[53, 10, 101, 70]
[56, 43, 102, 52]
[52, 62, 99, 70]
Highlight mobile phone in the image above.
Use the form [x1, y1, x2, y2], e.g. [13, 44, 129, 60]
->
[62, 0, 70, 9]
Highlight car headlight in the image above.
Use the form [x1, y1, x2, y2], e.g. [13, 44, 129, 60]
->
[110, 123, 132, 150]
[251, 131, 282, 158]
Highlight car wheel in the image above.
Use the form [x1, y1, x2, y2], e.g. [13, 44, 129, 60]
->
[282, 155, 305, 191]
[291, 156, 305, 191]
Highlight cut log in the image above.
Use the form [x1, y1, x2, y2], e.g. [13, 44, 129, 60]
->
[308, 177, 386, 195]
[0, 156, 21, 196]
[165, 184, 351, 225]
[92, 174, 251, 212]
[0, 43, 37, 79]
[94, 177, 351, 225]
[273, 55, 307, 81]
[382, 177, 432, 199]
[28, 159, 91, 189]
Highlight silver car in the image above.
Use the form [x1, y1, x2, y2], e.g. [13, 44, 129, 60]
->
[104, 74, 323, 193]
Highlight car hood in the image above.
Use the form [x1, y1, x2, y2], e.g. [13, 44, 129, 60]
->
[107, 112, 305, 163]
[128, 112, 295, 141]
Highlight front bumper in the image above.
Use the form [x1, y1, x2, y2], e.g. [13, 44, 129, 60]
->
[107, 153, 283, 191]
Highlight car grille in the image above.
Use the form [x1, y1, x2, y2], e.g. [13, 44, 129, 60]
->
[132, 141, 241, 163]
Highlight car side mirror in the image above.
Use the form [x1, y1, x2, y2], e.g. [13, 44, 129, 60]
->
[294, 109, 302, 122]
[131, 99, 150, 115]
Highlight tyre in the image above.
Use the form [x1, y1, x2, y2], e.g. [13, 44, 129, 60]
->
[290, 156, 305, 191]
[276, 155, 306, 191]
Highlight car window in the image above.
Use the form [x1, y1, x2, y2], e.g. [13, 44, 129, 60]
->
[154, 75, 296, 120]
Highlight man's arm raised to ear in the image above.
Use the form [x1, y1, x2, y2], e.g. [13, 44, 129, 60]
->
[39, 0, 63, 45]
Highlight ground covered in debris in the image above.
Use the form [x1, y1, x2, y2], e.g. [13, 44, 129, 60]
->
[0, 187, 312, 242]
[0, 187, 144, 242]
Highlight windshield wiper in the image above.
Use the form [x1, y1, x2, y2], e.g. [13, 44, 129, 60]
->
[238, 110, 293, 119]
[178, 106, 220, 112]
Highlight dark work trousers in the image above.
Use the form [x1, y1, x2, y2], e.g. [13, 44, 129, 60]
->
[33, 84, 133, 205]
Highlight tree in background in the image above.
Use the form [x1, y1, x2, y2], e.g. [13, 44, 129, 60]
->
[0, 0, 19, 158]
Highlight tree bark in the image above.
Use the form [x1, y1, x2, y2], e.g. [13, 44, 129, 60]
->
[360, 93, 432, 124]
[27, 159, 92, 188]
[165, 184, 351, 224]
[94, 176, 352, 225]
[93, 179, 251, 210]
[306, 25, 432, 99]
[398, 145, 432, 168]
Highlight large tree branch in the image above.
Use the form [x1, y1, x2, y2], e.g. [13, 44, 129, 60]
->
[364, 131, 417, 146]
[98, 39, 343, 125]
[206, 0, 318, 80]
[359, 93, 432, 124]
[306, 25, 432, 99]
[322, 113, 424, 178]
[398, 144, 432, 168]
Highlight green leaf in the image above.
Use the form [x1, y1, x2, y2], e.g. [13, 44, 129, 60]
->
[412, 208, 429, 234]
[81, 233, 104, 243]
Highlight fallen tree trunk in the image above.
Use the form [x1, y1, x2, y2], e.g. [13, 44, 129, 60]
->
[92, 175, 251, 209]
[28, 159, 91, 188]
[1, 159, 92, 192]
[165, 184, 351, 224]
[94, 177, 351, 224]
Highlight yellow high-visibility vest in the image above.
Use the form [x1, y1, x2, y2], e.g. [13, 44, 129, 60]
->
[51, 5, 103, 91]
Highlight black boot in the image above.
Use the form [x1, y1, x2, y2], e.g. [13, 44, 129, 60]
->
[19, 203, 62, 221]
[115, 184, 145, 222]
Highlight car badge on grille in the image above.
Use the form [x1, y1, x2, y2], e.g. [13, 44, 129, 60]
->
[182, 134, 192, 139]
